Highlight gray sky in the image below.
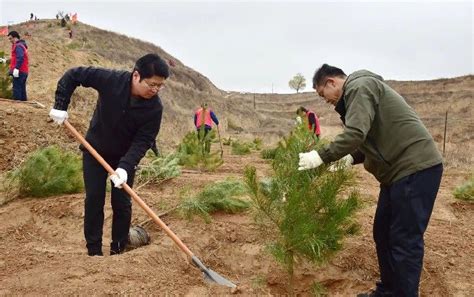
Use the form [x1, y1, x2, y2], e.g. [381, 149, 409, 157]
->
[1, 0, 472, 93]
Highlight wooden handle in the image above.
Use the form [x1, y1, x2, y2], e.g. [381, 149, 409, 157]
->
[64, 120, 194, 258]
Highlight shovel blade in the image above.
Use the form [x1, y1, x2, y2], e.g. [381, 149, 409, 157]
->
[192, 255, 236, 288]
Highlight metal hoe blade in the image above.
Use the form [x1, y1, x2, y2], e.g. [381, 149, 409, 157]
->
[192, 256, 237, 288]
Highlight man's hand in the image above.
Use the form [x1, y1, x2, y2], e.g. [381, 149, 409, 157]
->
[0, 58, 6, 64]
[110, 168, 128, 188]
[328, 154, 354, 172]
[298, 150, 324, 171]
[12, 68, 19, 78]
[49, 108, 69, 125]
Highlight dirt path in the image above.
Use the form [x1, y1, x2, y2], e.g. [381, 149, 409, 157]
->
[0, 143, 472, 296]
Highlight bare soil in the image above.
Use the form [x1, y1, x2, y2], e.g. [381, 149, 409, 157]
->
[0, 101, 472, 296]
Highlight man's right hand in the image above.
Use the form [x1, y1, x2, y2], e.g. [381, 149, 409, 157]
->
[0, 58, 6, 64]
[49, 108, 69, 125]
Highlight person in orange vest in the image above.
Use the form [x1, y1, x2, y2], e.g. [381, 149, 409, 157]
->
[194, 103, 219, 153]
[297, 106, 321, 138]
[7, 31, 29, 101]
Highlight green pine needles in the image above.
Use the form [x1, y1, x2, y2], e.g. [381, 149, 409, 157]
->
[179, 179, 250, 223]
[231, 138, 263, 155]
[4, 146, 83, 198]
[176, 130, 223, 171]
[135, 151, 181, 187]
[453, 174, 474, 201]
[0, 51, 13, 99]
[245, 125, 359, 293]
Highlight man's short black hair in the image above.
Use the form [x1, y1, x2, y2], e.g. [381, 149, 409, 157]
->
[7, 31, 20, 39]
[134, 53, 169, 79]
[312, 64, 346, 89]
[296, 106, 307, 114]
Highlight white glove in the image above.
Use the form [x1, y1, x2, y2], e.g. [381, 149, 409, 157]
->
[0, 58, 6, 64]
[49, 108, 69, 125]
[13, 68, 19, 78]
[295, 116, 302, 125]
[328, 154, 354, 172]
[110, 168, 128, 188]
[298, 150, 324, 171]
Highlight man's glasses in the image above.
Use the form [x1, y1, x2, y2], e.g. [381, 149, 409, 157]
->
[143, 79, 165, 91]
[317, 79, 330, 97]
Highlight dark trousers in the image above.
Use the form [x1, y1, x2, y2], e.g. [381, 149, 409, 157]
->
[373, 163, 443, 297]
[197, 126, 212, 153]
[12, 73, 28, 101]
[82, 152, 135, 254]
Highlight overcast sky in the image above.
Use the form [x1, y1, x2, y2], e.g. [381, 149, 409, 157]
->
[1, 0, 472, 93]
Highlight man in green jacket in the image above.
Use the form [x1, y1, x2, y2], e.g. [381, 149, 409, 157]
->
[298, 64, 443, 297]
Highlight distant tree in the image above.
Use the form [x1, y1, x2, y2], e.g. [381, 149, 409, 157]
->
[288, 73, 306, 93]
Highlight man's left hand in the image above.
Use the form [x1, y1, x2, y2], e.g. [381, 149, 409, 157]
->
[110, 168, 128, 188]
[12, 68, 19, 78]
[328, 154, 354, 172]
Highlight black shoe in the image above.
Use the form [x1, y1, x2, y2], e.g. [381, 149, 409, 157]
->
[110, 241, 127, 256]
[87, 250, 103, 256]
[356, 290, 392, 297]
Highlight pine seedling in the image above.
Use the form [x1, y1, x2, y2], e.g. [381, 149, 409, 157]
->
[0, 51, 13, 99]
[244, 125, 359, 293]
[4, 146, 83, 198]
[178, 179, 250, 223]
[135, 152, 181, 187]
[176, 130, 223, 171]
[453, 174, 474, 201]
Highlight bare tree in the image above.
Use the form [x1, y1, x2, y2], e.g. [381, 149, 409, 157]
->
[288, 73, 306, 93]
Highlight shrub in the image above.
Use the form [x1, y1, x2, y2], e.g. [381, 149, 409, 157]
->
[4, 146, 83, 198]
[453, 174, 474, 201]
[179, 179, 250, 222]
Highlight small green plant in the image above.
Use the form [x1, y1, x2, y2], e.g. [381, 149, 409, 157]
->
[244, 125, 359, 294]
[178, 179, 250, 222]
[176, 131, 223, 171]
[135, 152, 181, 188]
[0, 51, 12, 99]
[222, 136, 233, 146]
[453, 174, 474, 201]
[4, 146, 83, 198]
[253, 137, 263, 151]
[261, 148, 277, 160]
[231, 140, 252, 155]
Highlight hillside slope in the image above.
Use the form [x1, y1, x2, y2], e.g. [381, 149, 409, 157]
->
[1, 20, 472, 171]
[0, 20, 473, 296]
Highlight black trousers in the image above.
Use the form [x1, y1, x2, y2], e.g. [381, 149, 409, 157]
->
[373, 163, 443, 297]
[82, 152, 135, 253]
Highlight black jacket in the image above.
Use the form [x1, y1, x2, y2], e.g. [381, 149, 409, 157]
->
[54, 67, 163, 175]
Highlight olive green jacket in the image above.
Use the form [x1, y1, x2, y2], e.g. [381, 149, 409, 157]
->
[318, 70, 442, 185]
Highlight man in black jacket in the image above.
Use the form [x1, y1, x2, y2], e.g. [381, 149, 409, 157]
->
[49, 54, 169, 256]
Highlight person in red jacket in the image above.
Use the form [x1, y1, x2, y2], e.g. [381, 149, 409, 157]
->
[194, 103, 219, 153]
[297, 106, 321, 138]
[7, 31, 29, 101]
